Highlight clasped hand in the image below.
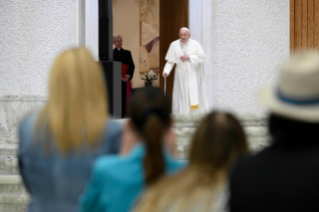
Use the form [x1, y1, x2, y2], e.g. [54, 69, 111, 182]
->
[180, 54, 190, 62]
[122, 75, 130, 82]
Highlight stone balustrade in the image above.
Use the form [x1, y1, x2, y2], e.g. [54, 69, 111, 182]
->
[0, 96, 271, 211]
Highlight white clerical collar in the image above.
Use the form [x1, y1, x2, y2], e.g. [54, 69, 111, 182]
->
[117, 48, 121, 51]
[180, 39, 190, 45]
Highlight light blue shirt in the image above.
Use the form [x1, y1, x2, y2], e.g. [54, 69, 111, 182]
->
[18, 113, 122, 212]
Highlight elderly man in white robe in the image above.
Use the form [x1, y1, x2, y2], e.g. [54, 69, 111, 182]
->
[162, 27, 209, 114]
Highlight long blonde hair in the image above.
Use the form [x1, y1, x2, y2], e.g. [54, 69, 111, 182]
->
[134, 112, 249, 212]
[35, 47, 109, 153]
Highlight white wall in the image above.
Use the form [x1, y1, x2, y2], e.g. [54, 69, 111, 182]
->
[209, 0, 290, 114]
[0, 0, 77, 96]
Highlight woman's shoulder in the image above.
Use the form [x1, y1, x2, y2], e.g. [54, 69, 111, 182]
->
[100, 119, 124, 154]
[95, 152, 128, 168]
[19, 112, 38, 129]
[93, 145, 144, 175]
[165, 152, 187, 173]
[18, 112, 39, 139]
[92, 155, 128, 179]
[18, 112, 40, 152]
[105, 119, 123, 132]
[168, 159, 186, 172]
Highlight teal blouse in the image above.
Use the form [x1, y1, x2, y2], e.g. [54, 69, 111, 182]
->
[80, 144, 185, 212]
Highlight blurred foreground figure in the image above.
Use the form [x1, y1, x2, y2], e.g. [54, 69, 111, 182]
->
[229, 52, 319, 212]
[18, 47, 122, 212]
[80, 88, 185, 212]
[134, 111, 248, 212]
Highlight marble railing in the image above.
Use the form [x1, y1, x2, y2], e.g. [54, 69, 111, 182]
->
[0, 175, 28, 212]
[0, 96, 270, 211]
[172, 113, 270, 159]
[0, 96, 46, 175]
[0, 96, 46, 212]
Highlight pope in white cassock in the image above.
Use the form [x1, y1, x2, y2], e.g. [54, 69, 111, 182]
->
[162, 27, 209, 114]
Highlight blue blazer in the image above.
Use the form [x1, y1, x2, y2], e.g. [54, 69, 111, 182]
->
[18, 113, 122, 212]
[80, 144, 185, 212]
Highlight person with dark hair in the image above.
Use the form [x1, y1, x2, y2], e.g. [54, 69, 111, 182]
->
[80, 88, 185, 212]
[134, 112, 248, 212]
[229, 51, 319, 212]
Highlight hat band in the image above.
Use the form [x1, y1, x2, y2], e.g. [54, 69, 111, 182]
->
[277, 89, 319, 105]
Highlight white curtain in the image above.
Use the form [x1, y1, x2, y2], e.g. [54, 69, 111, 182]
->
[189, 0, 213, 109]
[85, 0, 99, 61]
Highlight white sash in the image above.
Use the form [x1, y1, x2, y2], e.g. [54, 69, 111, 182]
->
[185, 63, 199, 110]
[181, 42, 199, 110]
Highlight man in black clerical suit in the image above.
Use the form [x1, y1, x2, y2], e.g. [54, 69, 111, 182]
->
[113, 35, 135, 118]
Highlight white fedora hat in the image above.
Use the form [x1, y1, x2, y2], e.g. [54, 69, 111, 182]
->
[258, 51, 319, 123]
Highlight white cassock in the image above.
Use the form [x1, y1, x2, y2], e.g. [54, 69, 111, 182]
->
[163, 39, 209, 114]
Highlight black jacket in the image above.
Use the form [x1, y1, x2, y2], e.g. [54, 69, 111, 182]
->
[229, 137, 319, 212]
[113, 48, 135, 80]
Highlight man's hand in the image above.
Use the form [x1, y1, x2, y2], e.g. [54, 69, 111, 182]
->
[162, 72, 168, 78]
[122, 75, 130, 82]
[180, 54, 190, 62]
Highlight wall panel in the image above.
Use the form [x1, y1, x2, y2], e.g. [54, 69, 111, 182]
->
[291, 0, 295, 50]
[294, 0, 302, 51]
[302, 0, 308, 50]
[307, 0, 314, 49]
[314, 0, 319, 48]
[291, 0, 319, 51]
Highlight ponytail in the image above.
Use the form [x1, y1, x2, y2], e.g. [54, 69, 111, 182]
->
[142, 115, 165, 186]
[129, 88, 171, 187]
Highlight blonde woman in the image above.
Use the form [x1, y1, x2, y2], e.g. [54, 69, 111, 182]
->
[134, 112, 249, 212]
[18, 47, 122, 212]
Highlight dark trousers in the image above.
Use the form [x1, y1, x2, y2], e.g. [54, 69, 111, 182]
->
[121, 81, 130, 118]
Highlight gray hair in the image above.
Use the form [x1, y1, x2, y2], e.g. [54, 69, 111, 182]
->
[113, 34, 123, 41]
